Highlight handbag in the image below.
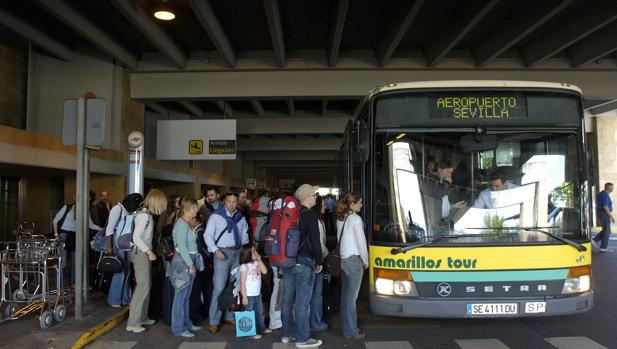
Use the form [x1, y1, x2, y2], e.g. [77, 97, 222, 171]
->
[97, 255, 123, 274]
[325, 216, 348, 277]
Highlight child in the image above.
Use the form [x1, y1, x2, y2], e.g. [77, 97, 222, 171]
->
[239, 244, 271, 339]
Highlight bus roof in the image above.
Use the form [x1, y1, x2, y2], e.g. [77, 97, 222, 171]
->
[368, 80, 582, 98]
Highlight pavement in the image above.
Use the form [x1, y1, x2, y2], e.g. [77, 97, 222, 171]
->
[1, 239, 615, 349]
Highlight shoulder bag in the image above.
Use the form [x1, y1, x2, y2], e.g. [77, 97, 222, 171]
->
[324, 215, 348, 277]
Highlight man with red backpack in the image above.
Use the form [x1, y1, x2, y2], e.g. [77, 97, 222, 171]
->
[280, 184, 324, 348]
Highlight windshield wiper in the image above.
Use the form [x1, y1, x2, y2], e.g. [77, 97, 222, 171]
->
[390, 233, 504, 255]
[467, 226, 587, 252]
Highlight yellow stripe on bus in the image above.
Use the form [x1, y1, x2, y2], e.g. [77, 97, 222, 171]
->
[369, 243, 591, 280]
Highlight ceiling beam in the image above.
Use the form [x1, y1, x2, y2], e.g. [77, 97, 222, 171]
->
[263, 0, 286, 67]
[586, 99, 617, 115]
[250, 100, 264, 116]
[238, 138, 342, 151]
[376, 0, 424, 67]
[256, 161, 340, 168]
[568, 24, 617, 67]
[110, 0, 186, 68]
[214, 101, 233, 117]
[426, 0, 499, 66]
[473, 0, 574, 67]
[178, 101, 203, 118]
[327, 0, 349, 67]
[0, 8, 73, 61]
[130, 69, 617, 101]
[286, 100, 295, 117]
[244, 151, 339, 161]
[187, 0, 236, 68]
[145, 102, 168, 115]
[237, 116, 349, 135]
[522, 0, 617, 67]
[35, 0, 137, 68]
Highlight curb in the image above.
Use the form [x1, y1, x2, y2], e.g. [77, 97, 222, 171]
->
[70, 308, 129, 349]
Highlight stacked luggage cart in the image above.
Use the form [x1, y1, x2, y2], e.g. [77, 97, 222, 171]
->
[0, 223, 72, 329]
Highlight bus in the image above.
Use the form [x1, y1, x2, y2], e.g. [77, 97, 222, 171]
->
[344, 81, 593, 318]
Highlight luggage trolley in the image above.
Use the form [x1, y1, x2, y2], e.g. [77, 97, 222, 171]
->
[0, 231, 71, 329]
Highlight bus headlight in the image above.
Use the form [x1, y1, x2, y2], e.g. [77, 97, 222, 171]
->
[374, 268, 418, 297]
[375, 278, 394, 295]
[393, 280, 418, 296]
[562, 266, 591, 294]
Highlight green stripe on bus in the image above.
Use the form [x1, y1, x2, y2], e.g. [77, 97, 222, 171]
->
[412, 269, 568, 282]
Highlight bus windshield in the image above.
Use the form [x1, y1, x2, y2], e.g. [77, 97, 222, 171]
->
[372, 130, 586, 245]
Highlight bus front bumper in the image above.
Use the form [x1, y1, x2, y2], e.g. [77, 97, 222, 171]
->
[370, 291, 593, 318]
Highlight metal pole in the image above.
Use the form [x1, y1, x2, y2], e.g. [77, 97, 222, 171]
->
[82, 149, 90, 305]
[75, 97, 85, 319]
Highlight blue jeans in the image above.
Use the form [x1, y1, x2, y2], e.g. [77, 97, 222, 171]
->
[209, 249, 240, 325]
[282, 264, 315, 343]
[310, 270, 327, 331]
[172, 275, 195, 335]
[595, 211, 612, 249]
[244, 295, 266, 334]
[107, 250, 131, 306]
[341, 256, 363, 337]
[59, 232, 75, 285]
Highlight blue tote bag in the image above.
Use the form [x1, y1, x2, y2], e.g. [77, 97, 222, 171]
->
[234, 310, 257, 337]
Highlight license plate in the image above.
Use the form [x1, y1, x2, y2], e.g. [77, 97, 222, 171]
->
[525, 301, 546, 313]
[467, 303, 518, 315]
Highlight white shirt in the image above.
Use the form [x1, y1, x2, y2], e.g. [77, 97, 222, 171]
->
[132, 209, 154, 253]
[336, 213, 369, 266]
[52, 205, 102, 232]
[473, 182, 519, 209]
[204, 209, 249, 252]
[105, 204, 128, 237]
[318, 219, 329, 259]
[240, 261, 261, 297]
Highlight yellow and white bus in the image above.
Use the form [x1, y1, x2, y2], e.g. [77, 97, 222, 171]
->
[344, 81, 592, 317]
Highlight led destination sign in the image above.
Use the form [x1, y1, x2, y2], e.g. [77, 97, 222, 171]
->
[430, 94, 527, 119]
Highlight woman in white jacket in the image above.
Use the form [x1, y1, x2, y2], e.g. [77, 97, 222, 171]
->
[336, 192, 368, 340]
[126, 189, 167, 333]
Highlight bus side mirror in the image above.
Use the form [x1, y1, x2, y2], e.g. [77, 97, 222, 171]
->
[354, 121, 370, 163]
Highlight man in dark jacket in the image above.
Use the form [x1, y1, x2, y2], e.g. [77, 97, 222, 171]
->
[281, 184, 324, 348]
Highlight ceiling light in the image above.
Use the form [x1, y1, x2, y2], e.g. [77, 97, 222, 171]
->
[153, 1, 175, 20]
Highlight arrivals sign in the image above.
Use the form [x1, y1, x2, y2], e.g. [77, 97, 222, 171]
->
[156, 120, 236, 160]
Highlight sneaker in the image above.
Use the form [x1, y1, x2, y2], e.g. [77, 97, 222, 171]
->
[599, 248, 614, 253]
[141, 319, 156, 326]
[126, 326, 146, 333]
[191, 325, 202, 331]
[591, 240, 600, 249]
[264, 328, 273, 334]
[179, 331, 195, 338]
[344, 330, 366, 339]
[282, 336, 296, 343]
[252, 334, 263, 339]
[224, 319, 236, 326]
[110, 304, 122, 308]
[208, 325, 218, 333]
[295, 338, 323, 348]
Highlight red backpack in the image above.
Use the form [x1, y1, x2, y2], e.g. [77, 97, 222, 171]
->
[264, 195, 303, 268]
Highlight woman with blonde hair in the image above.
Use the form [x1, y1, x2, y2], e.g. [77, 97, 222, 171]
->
[170, 197, 204, 337]
[126, 189, 167, 333]
[336, 192, 368, 340]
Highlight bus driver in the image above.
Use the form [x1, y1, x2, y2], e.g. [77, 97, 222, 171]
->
[473, 168, 518, 209]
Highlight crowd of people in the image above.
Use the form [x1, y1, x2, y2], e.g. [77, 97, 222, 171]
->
[54, 185, 368, 348]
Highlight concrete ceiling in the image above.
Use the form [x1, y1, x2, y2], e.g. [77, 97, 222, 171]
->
[4, 0, 617, 185]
